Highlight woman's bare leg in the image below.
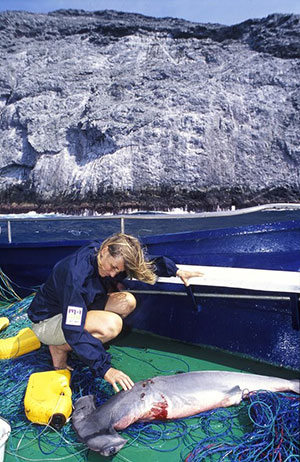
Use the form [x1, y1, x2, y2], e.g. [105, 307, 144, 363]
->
[83, 310, 123, 342]
[49, 343, 72, 370]
[48, 292, 136, 369]
[104, 291, 136, 318]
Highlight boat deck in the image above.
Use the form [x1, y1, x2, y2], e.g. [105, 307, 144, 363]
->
[2, 327, 299, 462]
[1, 204, 299, 460]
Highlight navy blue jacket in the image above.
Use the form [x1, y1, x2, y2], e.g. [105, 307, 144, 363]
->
[28, 241, 178, 377]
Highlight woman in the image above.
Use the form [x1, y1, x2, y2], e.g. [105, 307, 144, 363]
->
[28, 233, 202, 392]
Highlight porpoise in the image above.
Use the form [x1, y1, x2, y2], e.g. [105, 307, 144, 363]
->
[72, 370, 300, 457]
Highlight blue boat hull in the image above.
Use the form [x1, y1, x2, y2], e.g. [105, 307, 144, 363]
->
[142, 220, 300, 271]
[0, 218, 299, 370]
[0, 240, 86, 294]
[124, 220, 300, 370]
[125, 282, 299, 370]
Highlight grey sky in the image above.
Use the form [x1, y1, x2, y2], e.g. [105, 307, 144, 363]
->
[0, 0, 299, 25]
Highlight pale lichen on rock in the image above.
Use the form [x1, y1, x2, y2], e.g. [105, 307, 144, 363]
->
[0, 10, 299, 213]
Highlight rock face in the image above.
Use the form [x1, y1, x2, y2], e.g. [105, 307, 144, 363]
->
[0, 10, 299, 213]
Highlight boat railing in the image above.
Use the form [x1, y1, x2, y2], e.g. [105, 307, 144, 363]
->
[2, 213, 209, 244]
[1, 203, 300, 244]
[1, 213, 217, 243]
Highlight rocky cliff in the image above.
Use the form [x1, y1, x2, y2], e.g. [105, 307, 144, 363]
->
[0, 9, 299, 213]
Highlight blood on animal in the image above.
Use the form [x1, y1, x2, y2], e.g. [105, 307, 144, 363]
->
[142, 379, 154, 388]
[150, 394, 168, 420]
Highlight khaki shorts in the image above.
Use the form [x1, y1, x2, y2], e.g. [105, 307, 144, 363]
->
[31, 314, 67, 346]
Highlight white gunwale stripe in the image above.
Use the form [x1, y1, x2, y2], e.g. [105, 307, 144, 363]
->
[157, 265, 300, 293]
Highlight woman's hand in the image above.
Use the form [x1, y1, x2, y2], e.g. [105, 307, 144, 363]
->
[104, 367, 134, 392]
[176, 268, 204, 286]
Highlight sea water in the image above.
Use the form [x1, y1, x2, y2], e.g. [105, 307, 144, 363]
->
[0, 206, 300, 244]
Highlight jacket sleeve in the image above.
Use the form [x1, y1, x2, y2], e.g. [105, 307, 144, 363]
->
[59, 278, 112, 378]
[150, 255, 178, 277]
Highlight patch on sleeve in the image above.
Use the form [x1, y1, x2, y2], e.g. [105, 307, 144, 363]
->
[66, 306, 83, 326]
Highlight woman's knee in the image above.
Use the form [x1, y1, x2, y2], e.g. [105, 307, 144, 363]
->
[105, 292, 136, 318]
[105, 313, 123, 339]
[124, 292, 136, 315]
[85, 311, 123, 342]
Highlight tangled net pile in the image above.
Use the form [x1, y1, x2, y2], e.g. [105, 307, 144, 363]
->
[0, 269, 299, 462]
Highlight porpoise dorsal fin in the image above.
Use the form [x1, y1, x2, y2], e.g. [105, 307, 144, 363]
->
[221, 385, 243, 407]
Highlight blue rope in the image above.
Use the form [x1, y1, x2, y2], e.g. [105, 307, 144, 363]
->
[1, 286, 299, 461]
[0, 268, 23, 303]
[112, 344, 191, 374]
[182, 391, 300, 462]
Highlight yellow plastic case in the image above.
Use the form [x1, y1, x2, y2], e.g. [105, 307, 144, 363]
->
[0, 327, 41, 359]
[24, 369, 72, 429]
[0, 317, 10, 332]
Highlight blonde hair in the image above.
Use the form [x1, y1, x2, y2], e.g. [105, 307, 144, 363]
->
[98, 233, 157, 285]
